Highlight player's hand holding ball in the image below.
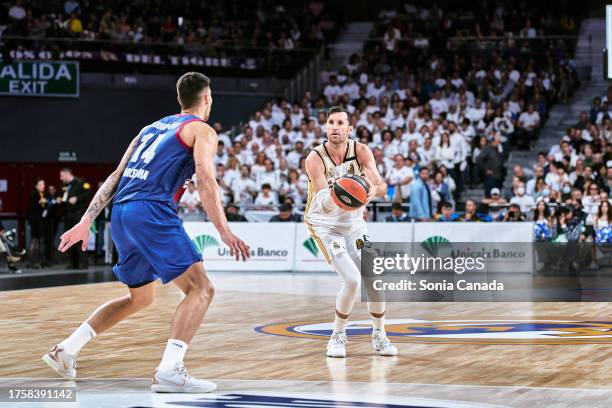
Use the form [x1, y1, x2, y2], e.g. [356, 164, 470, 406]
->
[331, 174, 370, 211]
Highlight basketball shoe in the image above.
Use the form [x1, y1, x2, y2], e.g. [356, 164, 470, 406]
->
[151, 365, 217, 393]
[326, 332, 347, 358]
[42, 345, 77, 380]
[372, 329, 398, 356]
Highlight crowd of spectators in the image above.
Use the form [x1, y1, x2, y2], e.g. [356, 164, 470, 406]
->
[190, 3, 581, 223]
[1, 0, 338, 50]
[522, 86, 612, 244]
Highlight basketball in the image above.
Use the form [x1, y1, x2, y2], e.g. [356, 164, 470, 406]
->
[331, 174, 369, 211]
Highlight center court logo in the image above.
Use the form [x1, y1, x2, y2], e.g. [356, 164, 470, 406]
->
[166, 392, 498, 408]
[255, 319, 612, 344]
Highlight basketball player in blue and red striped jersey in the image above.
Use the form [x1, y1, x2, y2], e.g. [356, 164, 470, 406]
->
[42, 72, 250, 393]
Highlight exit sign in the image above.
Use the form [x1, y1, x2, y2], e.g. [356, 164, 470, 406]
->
[0, 61, 79, 97]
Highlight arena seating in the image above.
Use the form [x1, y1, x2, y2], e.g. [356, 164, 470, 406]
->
[0, 0, 342, 76]
[207, 2, 584, 225]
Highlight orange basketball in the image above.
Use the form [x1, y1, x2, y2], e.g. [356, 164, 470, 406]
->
[331, 174, 369, 211]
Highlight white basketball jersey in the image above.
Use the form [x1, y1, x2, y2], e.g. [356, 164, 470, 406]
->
[304, 139, 364, 227]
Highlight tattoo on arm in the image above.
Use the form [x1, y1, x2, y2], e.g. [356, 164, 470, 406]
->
[82, 137, 139, 223]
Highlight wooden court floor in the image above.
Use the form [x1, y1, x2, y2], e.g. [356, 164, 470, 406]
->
[1, 274, 612, 391]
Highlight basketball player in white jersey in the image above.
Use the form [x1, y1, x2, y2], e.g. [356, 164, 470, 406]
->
[304, 106, 398, 357]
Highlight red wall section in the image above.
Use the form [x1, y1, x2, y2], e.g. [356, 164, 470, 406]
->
[0, 162, 115, 217]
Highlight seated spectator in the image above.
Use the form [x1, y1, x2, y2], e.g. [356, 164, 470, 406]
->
[560, 181, 573, 203]
[257, 158, 281, 191]
[594, 200, 612, 243]
[502, 203, 526, 222]
[482, 187, 508, 219]
[557, 206, 586, 242]
[545, 161, 569, 191]
[582, 183, 601, 229]
[437, 201, 460, 222]
[284, 169, 306, 204]
[517, 104, 540, 149]
[213, 141, 228, 166]
[0, 219, 22, 272]
[216, 164, 233, 205]
[510, 182, 536, 215]
[526, 166, 545, 196]
[254, 183, 279, 209]
[232, 165, 257, 208]
[287, 141, 305, 169]
[435, 132, 458, 171]
[385, 202, 410, 222]
[269, 203, 302, 222]
[386, 154, 413, 202]
[225, 204, 248, 222]
[534, 200, 554, 241]
[459, 199, 482, 222]
[179, 181, 202, 217]
[323, 76, 343, 104]
[428, 170, 452, 212]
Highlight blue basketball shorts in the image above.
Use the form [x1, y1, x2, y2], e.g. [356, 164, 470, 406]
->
[110, 200, 202, 287]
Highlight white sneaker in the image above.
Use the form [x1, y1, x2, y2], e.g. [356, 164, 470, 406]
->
[372, 330, 398, 356]
[151, 365, 217, 393]
[326, 332, 347, 358]
[42, 345, 77, 380]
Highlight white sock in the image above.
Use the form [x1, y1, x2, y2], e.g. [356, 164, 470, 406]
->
[158, 339, 188, 371]
[333, 313, 348, 334]
[371, 315, 385, 331]
[369, 302, 385, 331]
[60, 322, 97, 355]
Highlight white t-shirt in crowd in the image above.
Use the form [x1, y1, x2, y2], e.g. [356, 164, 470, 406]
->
[510, 195, 535, 213]
[387, 165, 413, 198]
[518, 111, 540, 129]
[341, 83, 360, 101]
[180, 189, 200, 207]
[254, 192, 279, 208]
[232, 177, 257, 205]
[383, 28, 401, 51]
[323, 84, 343, 103]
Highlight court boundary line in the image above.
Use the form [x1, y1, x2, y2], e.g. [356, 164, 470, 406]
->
[2, 377, 612, 393]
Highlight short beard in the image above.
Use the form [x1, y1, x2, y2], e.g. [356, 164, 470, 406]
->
[328, 135, 345, 145]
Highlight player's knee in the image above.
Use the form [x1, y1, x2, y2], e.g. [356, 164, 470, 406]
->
[192, 278, 214, 303]
[344, 274, 361, 293]
[202, 279, 215, 300]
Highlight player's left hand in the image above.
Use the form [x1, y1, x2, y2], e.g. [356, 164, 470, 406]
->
[68, 197, 77, 204]
[58, 220, 90, 252]
[363, 177, 376, 204]
[220, 230, 250, 262]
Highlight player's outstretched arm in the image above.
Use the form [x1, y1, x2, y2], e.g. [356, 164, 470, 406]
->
[191, 122, 250, 262]
[356, 142, 387, 203]
[58, 135, 140, 253]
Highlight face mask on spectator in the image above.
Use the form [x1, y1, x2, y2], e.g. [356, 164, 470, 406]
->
[563, 186, 571, 194]
[517, 187, 525, 196]
[543, 189, 550, 197]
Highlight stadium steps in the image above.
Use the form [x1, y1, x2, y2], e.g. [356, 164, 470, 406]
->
[327, 22, 374, 67]
[502, 19, 608, 194]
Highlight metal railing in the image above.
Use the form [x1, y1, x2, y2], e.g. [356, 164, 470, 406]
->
[1, 35, 319, 77]
[364, 34, 579, 56]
